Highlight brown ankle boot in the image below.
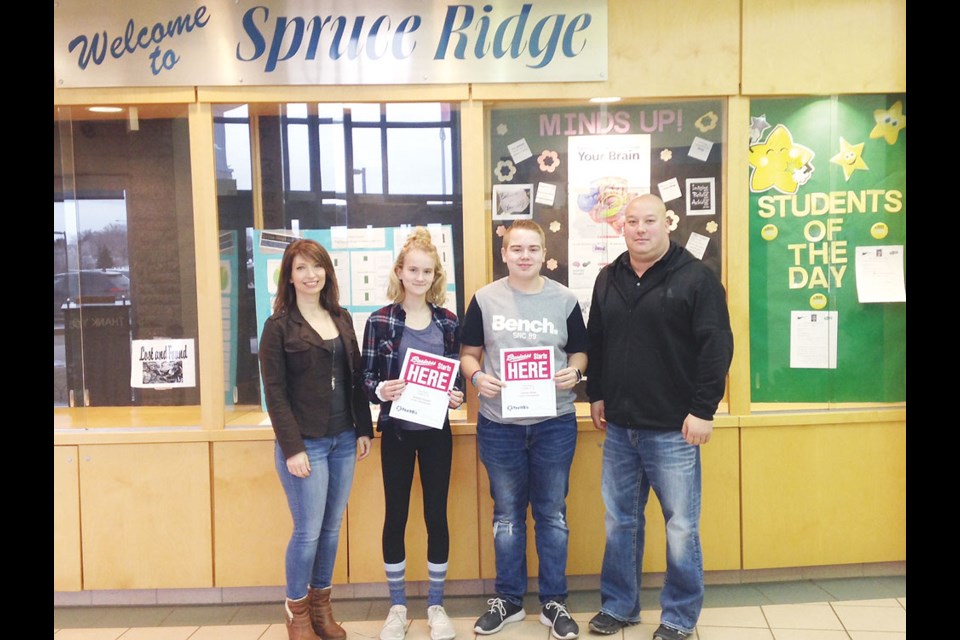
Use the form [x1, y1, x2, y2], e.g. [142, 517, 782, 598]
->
[308, 586, 347, 640]
[285, 596, 323, 640]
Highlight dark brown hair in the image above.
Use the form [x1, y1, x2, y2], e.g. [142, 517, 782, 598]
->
[272, 239, 342, 316]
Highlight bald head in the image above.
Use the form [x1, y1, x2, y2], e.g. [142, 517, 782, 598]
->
[622, 193, 671, 265]
[625, 194, 667, 218]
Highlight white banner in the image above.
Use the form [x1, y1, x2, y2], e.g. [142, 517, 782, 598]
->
[54, 0, 608, 88]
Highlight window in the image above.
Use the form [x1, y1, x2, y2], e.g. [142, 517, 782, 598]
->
[54, 105, 199, 417]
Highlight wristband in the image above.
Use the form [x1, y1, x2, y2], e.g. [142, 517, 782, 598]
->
[470, 370, 482, 387]
[574, 368, 583, 383]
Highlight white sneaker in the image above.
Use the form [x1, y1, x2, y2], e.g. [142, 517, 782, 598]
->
[428, 604, 457, 640]
[380, 604, 408, 640]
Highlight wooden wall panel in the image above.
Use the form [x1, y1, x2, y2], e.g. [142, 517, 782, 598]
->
[741, 421, 906, 568]
[54, 446, 82, 591]
[79, 442, 213, 589]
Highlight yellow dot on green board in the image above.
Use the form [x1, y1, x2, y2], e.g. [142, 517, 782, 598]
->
[760, 224, 778, 241]
[870, 222, 889, 240]
[220, 266, 229, 291]
[273, 269, 280, 285]
[809, 293, 827, 310]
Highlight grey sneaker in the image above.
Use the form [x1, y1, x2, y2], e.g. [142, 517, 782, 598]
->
[540, 600, 580, 639]
[474, 596, 526, 634]
[652, 623, 691, 640]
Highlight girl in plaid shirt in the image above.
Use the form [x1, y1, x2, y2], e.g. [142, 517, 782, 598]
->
[361, 227, 463, 640]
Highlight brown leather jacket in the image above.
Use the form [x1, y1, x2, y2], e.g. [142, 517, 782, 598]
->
[259, 305, 374, 459]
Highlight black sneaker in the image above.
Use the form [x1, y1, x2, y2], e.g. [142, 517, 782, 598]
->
[540, 600, 580, 639]
[588, 612, 633, 635]
[474, 596, 526, 635]
[652, 623, 691, 640]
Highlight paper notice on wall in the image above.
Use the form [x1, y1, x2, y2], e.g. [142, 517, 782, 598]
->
[855, 246, 906, 303]
[789, 311, 838, 369]
[131, 338, 197, 388]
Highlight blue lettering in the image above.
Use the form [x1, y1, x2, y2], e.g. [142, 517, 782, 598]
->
[68, 32, 108, 69]
[304, 16, 334, 60]
[67, 7, 209, 70]
[527, 13, 563, 68]
[365, 15, 390, 59]
[265, 16, 305, 72]
[493, 4, 530, 58]
[473, 6, 492, 58]
[434, 4, 473, 59]
[328, 16, 350, 60]
[561, 13, 590, 56]
[237, 6, 268, 62]
[393, 15, 420, 58]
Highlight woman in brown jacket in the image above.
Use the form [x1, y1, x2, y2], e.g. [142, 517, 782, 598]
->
[259, 239, 373, 640]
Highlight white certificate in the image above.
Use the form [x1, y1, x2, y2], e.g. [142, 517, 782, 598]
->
[499, 347, 557, 419]
[389, 349, 460, 429]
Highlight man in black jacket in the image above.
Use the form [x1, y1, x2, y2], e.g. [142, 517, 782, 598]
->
[585, 194, 733, 640]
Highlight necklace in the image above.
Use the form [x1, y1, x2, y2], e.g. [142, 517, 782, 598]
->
[331, 338, 336, 391]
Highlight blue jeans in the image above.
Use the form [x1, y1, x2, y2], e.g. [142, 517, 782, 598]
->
[477, 412, 578, 606]
[275, 431, 357, 600]
[598, 423, 703, 634]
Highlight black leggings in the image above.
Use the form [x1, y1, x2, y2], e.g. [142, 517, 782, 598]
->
[380, 425, 452, 565]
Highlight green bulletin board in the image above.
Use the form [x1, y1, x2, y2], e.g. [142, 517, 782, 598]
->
[748, 95, 906, 402]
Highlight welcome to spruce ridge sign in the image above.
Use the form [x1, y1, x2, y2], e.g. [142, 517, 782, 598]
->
[54, 0, 608, 88]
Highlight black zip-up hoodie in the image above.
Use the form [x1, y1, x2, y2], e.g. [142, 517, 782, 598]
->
[585, 242, 733, 430]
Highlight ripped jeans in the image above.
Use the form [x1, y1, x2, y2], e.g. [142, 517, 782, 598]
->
[477, 412, 578, 606]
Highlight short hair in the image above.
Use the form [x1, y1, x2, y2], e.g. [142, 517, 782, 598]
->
[502, 219, 546, 248]
[387, 227, 448, 306]
[273, 239, 342, 316]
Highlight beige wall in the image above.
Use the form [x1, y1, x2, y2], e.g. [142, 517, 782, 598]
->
[53, 0, 907, 592]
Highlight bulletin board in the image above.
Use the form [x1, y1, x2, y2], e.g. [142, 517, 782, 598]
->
[487, 100, 725, 323]
[251, 225, 458, 410]
[747, 95, 906, 402]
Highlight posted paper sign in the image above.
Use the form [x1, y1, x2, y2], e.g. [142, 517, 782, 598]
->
[131, 338, 196, 389]
[389, 348, 460, 429]
[499, 347, 557, 419]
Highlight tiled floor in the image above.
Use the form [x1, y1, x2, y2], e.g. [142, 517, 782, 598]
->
[54, 576, 906, 639]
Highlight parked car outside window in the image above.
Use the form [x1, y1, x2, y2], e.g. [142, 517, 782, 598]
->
[54, 269, 130, 322]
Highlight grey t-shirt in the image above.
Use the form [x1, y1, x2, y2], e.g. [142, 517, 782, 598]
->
[461, 277, 588, 425]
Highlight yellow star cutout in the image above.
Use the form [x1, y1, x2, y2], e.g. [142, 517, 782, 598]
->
[830, 137, 869, 181]
[869, 100, 906, 145]
[748, 124, 815, 194]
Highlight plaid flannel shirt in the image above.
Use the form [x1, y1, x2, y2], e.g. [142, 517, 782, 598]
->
[361, 302, 462, 430]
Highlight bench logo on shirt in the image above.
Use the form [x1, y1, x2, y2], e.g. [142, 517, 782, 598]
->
[491, 314, 558, 340]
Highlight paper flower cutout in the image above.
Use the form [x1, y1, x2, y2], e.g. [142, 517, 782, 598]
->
[830, 137, 869, 181]
[549, 220, 562, 233]
[537, 150, 560, 173]
[496, 123, 508, 136]
[495, 160, 517, 182]
[546, 258, 558, 271]
[495, 225, 507, 238]
[666, 210, 679, 231]
[748, 124, 815, 194]
[749, 115, 770, 143]
[706, 221, 718, 234]
[660, 149, 673, 162]
[695, 111, 719, 133]
[869, 101, 906, 145]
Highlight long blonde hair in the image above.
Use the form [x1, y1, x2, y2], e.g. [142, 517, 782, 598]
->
[387, 227, 447, 306]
